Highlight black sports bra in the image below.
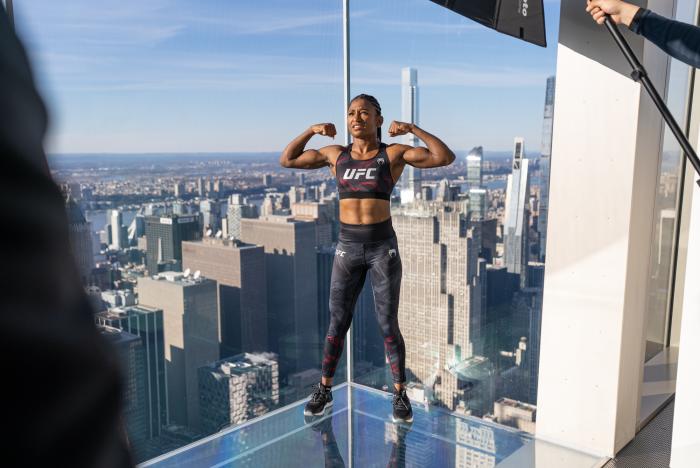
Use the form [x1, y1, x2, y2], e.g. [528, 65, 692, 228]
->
[335, 144, 396, 201]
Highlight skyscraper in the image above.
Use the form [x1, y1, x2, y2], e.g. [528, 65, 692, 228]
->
[95, 305, 167, 438]
[291, 200, 337, 248]
[392, 201, 485, 411]
[436, 178, 451, 201]
[182, 238, 268, 358]
[200, 199, 221, 234]
[128, 214, 145, 244]
[65, 197, 93, 284]
[145, 214, 201, 275]
[527, 289, 543, 404]
[288, 186, 304, 204]
[174, 181, 185, 198]
[465, 146, 487, 221]
[504, 137, 530, 283]
[466, 146, 484, 190]
[110, 209, 127, 250]
[198, 353, 279, 435]
[197, 177, 205, 197]
[226, 194, 258, 240]
[400, 67, 421, 204]
[469, 189, 487, 221]
[538, 76, 556, 261]
[261, 193, 289, 217]
[138, 271, 220, 430]
[98, 325, 149, 446]
[454, 418, 497, 467]
[239, 216, 318, 381]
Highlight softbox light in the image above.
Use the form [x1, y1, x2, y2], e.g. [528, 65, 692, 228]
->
[428, 0, 547, 47]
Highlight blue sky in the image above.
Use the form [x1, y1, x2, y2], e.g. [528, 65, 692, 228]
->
[14, 0, 561, 154]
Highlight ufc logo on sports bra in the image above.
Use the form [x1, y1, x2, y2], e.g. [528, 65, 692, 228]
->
[343, 168, 377, 180]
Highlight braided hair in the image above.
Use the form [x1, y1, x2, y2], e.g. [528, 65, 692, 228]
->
[350, 94, 382, 141]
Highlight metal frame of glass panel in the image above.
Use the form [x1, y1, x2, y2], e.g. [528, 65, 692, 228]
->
[636, 0, 696, 363]
[668, 0, 700, 348]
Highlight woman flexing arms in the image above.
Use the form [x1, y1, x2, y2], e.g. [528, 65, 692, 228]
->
[280, 94, 455, 423]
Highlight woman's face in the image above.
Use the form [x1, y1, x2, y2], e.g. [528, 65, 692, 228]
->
[347, 98, 383, 139]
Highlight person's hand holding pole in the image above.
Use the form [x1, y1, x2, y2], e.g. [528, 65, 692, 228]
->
[585, 0, 700, 186]
[586, 0, 640, 27]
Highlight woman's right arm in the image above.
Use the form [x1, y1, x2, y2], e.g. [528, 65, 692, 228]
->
[280, 123, 338, 169]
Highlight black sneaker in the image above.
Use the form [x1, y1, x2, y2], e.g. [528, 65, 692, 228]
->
[392, 388, 413, 423]
[304, 383, 333, 416]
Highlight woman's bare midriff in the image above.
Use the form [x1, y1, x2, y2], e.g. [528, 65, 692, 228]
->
[339, 199, 391, 225]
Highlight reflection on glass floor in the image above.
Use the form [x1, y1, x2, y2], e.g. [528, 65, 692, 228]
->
[141, 383, 605, 468]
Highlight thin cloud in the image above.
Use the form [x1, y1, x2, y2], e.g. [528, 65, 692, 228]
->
[178, 9, 370, 36]
[352, 61, 549, 88]
[370, 18, 481, 34]
[57, 73, 341, 93]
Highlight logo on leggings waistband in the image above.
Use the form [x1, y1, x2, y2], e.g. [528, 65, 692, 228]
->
[388, 249, 397, 258]
[335, 249, 346, 257]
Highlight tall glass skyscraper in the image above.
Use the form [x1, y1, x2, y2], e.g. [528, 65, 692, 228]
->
[466, 146, 484, 190]
[538, 76, 556, 261]
[399, 67, 421, 204]
[504, 137, 530, 284]
[95, 305, 166, 439]
[466, 146, 486, 221]
[65, 197, 94, 284]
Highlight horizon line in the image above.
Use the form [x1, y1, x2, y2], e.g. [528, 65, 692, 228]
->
[47, 149, 529, 157]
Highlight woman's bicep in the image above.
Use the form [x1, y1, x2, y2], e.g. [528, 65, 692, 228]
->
[402, 146, 434, 168]
[286, 149, 329, 169]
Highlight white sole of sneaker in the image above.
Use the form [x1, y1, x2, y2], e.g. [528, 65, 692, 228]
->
[304, 400, 333, 416]
[391, 414, 413, 424]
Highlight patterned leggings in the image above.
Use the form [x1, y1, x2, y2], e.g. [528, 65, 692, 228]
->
[322, 233, 406, 384]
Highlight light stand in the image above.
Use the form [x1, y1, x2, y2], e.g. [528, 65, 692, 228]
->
[603, 16, 700, 187]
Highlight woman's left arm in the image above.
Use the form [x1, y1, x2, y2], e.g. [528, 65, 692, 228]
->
[389, 121, 455, 168]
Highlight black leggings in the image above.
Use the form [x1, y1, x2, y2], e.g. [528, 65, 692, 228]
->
[322, 218, 406, 384]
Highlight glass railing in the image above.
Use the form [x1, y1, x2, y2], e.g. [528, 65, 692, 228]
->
[349, 0, 560, 435]
[16, 0, 344, 462]
[12, 0, 646, 464]
[140, 383, 604, 468]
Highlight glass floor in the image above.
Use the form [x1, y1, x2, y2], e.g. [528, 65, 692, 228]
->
[141, 383, 606, 468]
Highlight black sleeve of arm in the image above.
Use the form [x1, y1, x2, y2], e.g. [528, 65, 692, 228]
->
[631, 8, 700, 69]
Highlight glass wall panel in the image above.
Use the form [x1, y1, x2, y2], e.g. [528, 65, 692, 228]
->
[349, 0, 560, 434]
[644, 0, 697, 361]
[13, 0, 343, 462]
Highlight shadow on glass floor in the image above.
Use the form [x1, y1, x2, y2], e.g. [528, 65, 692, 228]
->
[141, 383, 605, 468]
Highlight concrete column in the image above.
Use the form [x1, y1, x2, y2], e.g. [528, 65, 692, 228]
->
[536, 0, 673, 457]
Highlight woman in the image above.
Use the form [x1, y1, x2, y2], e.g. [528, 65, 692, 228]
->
[280, 94, 455, 423]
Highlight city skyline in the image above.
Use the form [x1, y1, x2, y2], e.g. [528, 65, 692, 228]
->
[41, 4, 561, 455]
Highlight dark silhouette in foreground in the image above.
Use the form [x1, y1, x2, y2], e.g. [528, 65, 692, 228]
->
[0, 7, 132, 467]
